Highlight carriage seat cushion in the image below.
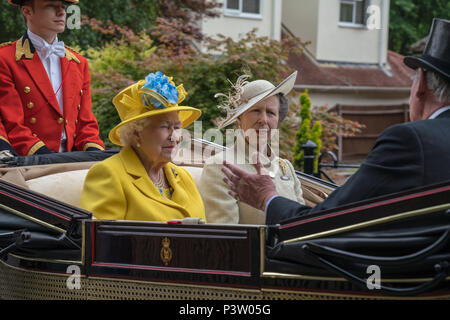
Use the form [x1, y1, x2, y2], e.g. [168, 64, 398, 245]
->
[27, 169, 90, 207]
[26, 165, 205, 208]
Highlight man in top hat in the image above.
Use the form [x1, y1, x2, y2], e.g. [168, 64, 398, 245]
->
[221, 18, 450, 225]
[0, 0, 104, 156]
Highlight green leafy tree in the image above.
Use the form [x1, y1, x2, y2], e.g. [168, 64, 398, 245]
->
[311, 121, 322, 173]
[0, 2, 25, 42]
[87, 29, 302, 148]
[0, 1, 158, 47]
[293, 90, 323, 172]
[291, 91, 364, 172]
[0, 0, 221, 49]
[389, 0, 450, 54]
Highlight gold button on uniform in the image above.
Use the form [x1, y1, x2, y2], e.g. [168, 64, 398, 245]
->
[30, 117, 36, 124]
[32, 133, 37, 137]
[80, 90, 83, 96]
[27, 102, 34, 109]
[73, 133, 77, 138]
[77, 104, 81, 110]
[75, 119, 78, 125]
[24, 86, 31, 93]
[57, 117, 64, 124]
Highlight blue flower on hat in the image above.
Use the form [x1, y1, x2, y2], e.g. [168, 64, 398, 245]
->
[141, 71, 179, 109]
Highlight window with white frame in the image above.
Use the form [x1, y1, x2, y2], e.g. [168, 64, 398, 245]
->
[224, 0, 262, 19]
[339, 0, 368, 26]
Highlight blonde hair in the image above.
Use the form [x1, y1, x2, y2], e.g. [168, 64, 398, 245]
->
[117, 117, 153, 147]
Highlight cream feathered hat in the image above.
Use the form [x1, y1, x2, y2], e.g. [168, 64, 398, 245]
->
[215, 71, 297, 129]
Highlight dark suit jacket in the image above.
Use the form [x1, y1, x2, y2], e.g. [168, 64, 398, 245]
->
[267, 109, 450, 225]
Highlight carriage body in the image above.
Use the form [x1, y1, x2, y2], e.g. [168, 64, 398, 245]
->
[0, 147, 449, 300]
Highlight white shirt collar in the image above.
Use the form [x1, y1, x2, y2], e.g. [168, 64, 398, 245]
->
[27, 29, 58, 52]
[428, 106, 450, 119]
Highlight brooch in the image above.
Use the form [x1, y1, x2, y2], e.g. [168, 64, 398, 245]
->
[278, 159, 290, 181]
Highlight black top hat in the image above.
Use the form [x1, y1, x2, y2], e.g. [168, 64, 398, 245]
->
[404, 18, 450, 82]
[8, 0, 79, 5]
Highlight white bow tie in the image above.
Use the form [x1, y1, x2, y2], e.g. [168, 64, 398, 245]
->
[39, 41, 66, 60]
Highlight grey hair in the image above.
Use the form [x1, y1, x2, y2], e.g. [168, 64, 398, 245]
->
[278, 93, 289, 123]
[426, 71, 450, 103]
[117, 117, 153, 147]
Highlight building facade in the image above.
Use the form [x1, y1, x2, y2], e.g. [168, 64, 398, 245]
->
[200, 0, 413, 161]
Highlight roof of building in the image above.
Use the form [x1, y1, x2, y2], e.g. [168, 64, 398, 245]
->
[288, 49, 414, 89]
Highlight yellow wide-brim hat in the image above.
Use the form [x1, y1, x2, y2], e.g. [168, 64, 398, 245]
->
[8, 0, 79, 5]
[109, 73, 201, 146]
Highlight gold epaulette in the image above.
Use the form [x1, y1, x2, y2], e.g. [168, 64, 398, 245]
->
[0, 41, 13, 49]
[65, 45, 81, 55]
[65, 45, 81, 64]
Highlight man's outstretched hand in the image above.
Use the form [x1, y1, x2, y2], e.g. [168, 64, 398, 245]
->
[221, 153, 279, 212]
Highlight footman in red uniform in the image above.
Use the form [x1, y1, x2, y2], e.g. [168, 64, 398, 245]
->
[0, 0, 104, 156]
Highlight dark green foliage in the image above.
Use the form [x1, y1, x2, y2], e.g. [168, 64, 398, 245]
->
[0, 1, 157, 48]
[311, 121, 322, 173]
[293, 90, 323, 171]
[389, 0, 450, 54]
[0, 2, 25, 42]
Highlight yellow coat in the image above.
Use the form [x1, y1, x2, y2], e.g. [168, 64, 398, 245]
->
[80, 146, 206, 222]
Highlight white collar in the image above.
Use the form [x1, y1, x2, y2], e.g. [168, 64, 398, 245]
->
[27, 29, 58, 51]
[428, 106, 450, 119]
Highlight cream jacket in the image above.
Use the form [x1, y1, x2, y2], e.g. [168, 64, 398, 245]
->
[199, 135, 305, 225]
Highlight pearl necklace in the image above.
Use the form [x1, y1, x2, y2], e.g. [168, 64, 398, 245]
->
[152, 169, 167, 189]
[151, 169, 174, 199]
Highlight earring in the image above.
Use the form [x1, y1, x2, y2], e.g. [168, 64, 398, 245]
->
[137, 142, 141, 148]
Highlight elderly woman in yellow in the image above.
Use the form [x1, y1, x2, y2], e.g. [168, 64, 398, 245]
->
[80, 72, 206, 222]
[199, 71, 305, 225]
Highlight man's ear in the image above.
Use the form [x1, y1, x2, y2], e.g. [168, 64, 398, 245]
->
[21, 5, 33, 24]
[416, 68, 428, 100]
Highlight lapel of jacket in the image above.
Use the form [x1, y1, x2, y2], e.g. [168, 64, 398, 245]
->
[120, 146, 187, 212]
[16, 33, 61, 115]
[165, 163, 188, 208]
[60, 50, 80, 116]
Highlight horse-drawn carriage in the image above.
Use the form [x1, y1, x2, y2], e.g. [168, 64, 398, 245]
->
[0, 140, 449, 300]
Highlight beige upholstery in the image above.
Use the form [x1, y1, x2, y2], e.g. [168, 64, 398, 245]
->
[25, 165, 205, 208]
[20, 163, 331, 210]
[27, 169, 90, 207]
[183, 166, 203, 187]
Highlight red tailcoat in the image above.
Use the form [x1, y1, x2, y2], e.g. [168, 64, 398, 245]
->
[0, 34, 104, 155]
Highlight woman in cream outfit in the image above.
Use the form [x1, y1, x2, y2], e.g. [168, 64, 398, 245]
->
[199, 72, 305, 224]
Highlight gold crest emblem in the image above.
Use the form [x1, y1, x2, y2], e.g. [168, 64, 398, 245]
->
[160, 237, 173, 266]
